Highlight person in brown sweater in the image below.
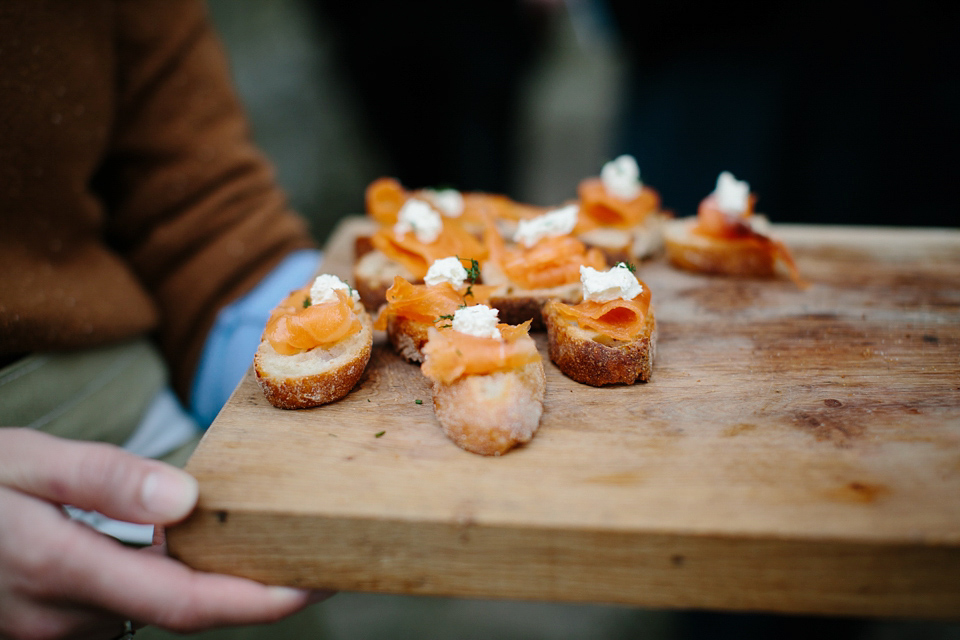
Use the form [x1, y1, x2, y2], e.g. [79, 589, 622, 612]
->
[0, 2, 332, 637]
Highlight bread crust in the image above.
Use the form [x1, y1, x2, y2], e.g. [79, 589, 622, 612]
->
[481, 261, 582, 330]
[353, 249, 416, 312]
[254, 300, 373, 409]
[386, 313, 431, 363]
[431, 360, 546, 456]
[353, 235, 375, 260]
[663, 217, 776, 277]
[578, 211, 670, 264]
[544, 301, 656, 386]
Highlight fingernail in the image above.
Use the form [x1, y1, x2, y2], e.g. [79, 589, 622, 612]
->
[268, 586, 311, 605]
[140, 469, 198, 521]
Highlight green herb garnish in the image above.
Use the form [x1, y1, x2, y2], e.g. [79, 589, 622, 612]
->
[458, 256, 481, 299]
[436, 312, 455, 329]
[375, 430, 385, 438]
[415, 399, 423, 405]
[464, 258, 481, 282]
[616, 261, 637, 273]
[302, 296, 312, 308]
[436, 313, 455, 329]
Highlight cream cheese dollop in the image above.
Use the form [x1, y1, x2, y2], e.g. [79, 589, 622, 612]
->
[424, 256, 468, 288]
[394, 198, 442, 244]
[513, 204, 579, 248]
[309, 274, 361, 305]
[580, 263, 643, 303]
[452, 304, 501, 340]
[713, 171, 750, 215]
[423, 188, 465, 218]
[600, 154, 643, 200]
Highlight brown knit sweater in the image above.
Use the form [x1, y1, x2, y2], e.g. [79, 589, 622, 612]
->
[0, 1, 315, 400]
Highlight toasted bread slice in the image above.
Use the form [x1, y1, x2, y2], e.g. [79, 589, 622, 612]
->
[543, 301, 656, 386]
[353, 249, 417, 312]
[431, 360, 546, 456]
[354, 235, 375, 260]
[663, 217, 778, 278]
[385, 313, 431, 363]
[480, 261, 581, 330]
[254, 299, 373, 409]
[578, 211, 670, 264]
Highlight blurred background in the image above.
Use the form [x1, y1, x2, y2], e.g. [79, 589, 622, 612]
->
[203, 1, 959, 638]
[207, 0, 956, 246]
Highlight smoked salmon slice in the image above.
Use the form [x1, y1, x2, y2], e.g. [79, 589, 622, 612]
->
[578, 177, 661, 229]
[366, 177, 408, 225]
[365, 176, 545, 227]
[372, 222, 487, 280]
[265, 289, 362, 355]
[693, 195, 807, 289]
[421, 321, 539, 385]
[373, 276, 497, 330]
[548, 291, 652, 342]
[485, 217, 606, 290]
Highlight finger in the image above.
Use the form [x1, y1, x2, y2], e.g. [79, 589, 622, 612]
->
[0, 487, 130, 640]
[53, 528, 313, 632]
[0, 598, 122, 640]
[0, 428, 197, 525]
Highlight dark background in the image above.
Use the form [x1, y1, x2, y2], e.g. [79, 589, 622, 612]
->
[210, 0, 957, 243]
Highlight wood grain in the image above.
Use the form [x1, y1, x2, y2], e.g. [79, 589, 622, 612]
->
[168, 219, 960, 619]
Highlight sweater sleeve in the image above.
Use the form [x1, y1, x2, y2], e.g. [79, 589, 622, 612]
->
[95, 0, 316, 401]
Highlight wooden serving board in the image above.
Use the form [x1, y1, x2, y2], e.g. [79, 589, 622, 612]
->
[168, 218, 960, 619]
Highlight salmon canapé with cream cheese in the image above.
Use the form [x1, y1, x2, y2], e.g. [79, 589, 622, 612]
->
[371, 214, 487, 281]
[421, 321, 539, 385]
[577, 177, 661, 230]
[547, 287, 652, 342]
[691, 175, 806, 288]
[373, 275, 498, 330]
[366, 176, 545, 229]
[264, 288, 364, 356]
[484, 212, 606, 290]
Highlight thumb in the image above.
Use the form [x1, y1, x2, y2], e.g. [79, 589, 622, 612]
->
[0, 428, 198, 525]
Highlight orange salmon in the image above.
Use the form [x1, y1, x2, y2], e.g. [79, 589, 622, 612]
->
[485, 217, 606, 290]
[549, 290, 652, 342]
[374, 276, 498, 330]
[421, 321, 540, 385]
[693, 195, 807, 288]
[578, 177, 661, 229]
[265, 289, 361, 355]
[371, 222, 487, 280]
[365, 176, 545, 227]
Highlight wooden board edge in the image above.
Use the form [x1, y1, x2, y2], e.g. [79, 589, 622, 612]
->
[167, 509, 960, 620]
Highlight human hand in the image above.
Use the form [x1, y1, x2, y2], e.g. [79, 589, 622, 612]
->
[0, 428, 330, 639]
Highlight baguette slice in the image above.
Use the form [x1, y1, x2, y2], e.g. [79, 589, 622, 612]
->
[376, 276, 500, 363]
[663, 216, 779, 278]
[544, 300, 656, 386]
[431, 360, 546, 456]
[578, 211, 670, 264]
[353, 249, 417, 312]
[480, 260, 581, 330]
[385, 313, 431, 363]
[254, 298, 373, 409]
